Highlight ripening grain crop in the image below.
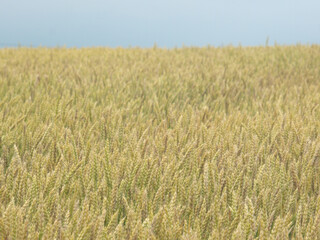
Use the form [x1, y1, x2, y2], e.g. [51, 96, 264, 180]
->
[0, 45, 320, 239]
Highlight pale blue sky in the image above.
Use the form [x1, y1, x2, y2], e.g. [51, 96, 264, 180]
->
[0, 0, 319, 47]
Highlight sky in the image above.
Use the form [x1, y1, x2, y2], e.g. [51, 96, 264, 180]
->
[0, 0, 319, 48]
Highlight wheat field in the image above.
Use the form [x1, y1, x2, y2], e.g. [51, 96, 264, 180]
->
[0, 45, 320, 239]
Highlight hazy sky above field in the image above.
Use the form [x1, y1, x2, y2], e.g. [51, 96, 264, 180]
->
[0, 0, 319, 47]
